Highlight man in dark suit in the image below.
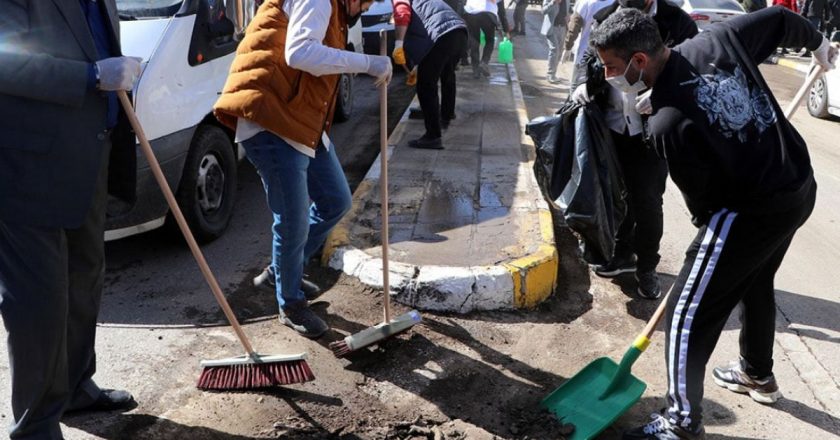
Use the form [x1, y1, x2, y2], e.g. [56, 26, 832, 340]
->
[0, 1, 141, 437]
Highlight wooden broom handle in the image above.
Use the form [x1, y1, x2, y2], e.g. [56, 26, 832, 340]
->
[784, 64, 825, 120]
[639, 284, 674, 341]
[117, 91, 256, 356]
[379, 30, 392, 324]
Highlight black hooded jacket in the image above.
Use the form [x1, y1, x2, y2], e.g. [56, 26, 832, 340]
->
[647, 7, 822, 225]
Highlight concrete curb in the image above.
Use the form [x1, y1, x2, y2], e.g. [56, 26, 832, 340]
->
[321, 63, 558, 313]
[766, 55, 811, 74]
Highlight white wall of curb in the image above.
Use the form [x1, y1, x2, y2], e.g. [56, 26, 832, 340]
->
[357, 259, 416, 293]
[471, 266, 515, 310]
[403, 266, 476, 312]
[328, 247, 372, 278]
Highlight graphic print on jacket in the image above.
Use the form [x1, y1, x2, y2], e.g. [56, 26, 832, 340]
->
[683, 65, 777, 143]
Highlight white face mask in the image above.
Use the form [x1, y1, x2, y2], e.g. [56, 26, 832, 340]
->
[606, 59, 646, 94]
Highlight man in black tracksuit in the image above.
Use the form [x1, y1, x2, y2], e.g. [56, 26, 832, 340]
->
[571, 0, 697, 300]
[589, 7, 837, 439]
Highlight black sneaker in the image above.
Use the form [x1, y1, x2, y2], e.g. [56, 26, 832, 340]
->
[480, 63, 491, 77]
[713, 361, 782, 404]
[441, 119, 451, 130]
[279, 304, 329, 339]
[408, 135, 443, 150]
[253, 265, 323, 301]
[594, 254, 637, 277]
[636, 270, 662, 299]
[623, 413, 705, 440]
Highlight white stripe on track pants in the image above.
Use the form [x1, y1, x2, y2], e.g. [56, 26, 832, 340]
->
[663, 182, 816, 429]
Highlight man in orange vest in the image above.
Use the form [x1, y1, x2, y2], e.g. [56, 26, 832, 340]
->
[215, 0, 392, 339]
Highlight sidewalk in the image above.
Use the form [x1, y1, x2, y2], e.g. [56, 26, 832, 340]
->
[765, 52, 812, 73]
[322, 63, 558, 313]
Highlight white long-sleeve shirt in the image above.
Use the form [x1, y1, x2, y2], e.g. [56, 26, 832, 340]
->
[464, 0, 499, 15]
[235, 0, 370, 157]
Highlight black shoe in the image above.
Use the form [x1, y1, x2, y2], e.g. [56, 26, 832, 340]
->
[594, 254, 637, 277]
[408, 106, 424, 120]
[713, 360, 782, 404]
[472, 66, 482, 79]
[279, 304, 329, 339]
[636, 270, 662, 299]
[253, 266, 323, 301]
[480, 63, 491, 77]
[67, 389, 136, 413]
[408, 135, 443, 150]
[623, 413, 705, 439]
[441, 115, 455, 130]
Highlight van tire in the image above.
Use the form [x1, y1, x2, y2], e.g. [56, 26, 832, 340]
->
[334, 73, 353, 123]
[171, 125, 237, 243]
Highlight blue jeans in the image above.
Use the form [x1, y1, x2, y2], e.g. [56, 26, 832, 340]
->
[242, 132, 352, 310]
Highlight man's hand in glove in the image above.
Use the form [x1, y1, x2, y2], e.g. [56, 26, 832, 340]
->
[392, 40, 406, 65]
[571, 83, 591, 104]
[367, 55, 393, 86]
[813, 37, 839, 71]
[95, 56, 143, 91]
[635, 89, 652, 115]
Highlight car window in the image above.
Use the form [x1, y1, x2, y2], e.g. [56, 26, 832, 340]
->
[688, 0, 744, 11]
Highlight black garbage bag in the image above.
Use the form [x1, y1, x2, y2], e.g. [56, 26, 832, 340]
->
[527, 103, 626, 265]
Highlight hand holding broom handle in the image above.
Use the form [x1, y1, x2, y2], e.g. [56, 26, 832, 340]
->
[784, 64, 825, 120]
[117, 91, 257, 358]
[380, 29, 392, 324]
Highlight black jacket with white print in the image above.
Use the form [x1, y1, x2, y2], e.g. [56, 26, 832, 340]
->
[647, 7, 823, 226]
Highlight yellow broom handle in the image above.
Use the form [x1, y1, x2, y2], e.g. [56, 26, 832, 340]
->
[379, 30, 391, 324]
[117, 91, 256, 356]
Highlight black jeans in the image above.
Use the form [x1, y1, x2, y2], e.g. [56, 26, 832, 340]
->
[612, 130, 668, 273]
[417, 29, 468, 139]
[466, 12, 497, 68]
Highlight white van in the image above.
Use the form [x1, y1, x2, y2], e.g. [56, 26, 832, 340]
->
[106, 0, 363, 242]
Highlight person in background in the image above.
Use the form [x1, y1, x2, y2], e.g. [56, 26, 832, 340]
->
[215, 0, 393, 339]
[773, 0, 800, 53]
[392, 0, 469, 150]
[571, 0, 697, 300]
[564, 0, 614, 83]
[465, 0, 504, 78]
[542, 0, 570, 83]
[589, 8, 836, 439]
[0, 0, 141, 437]
[802, 0, 828, 47]
[511, 0, 530, 34]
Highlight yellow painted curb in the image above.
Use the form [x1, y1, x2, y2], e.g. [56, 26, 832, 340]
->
[776, 58, 809, 74]
[506, 64, 560, 308]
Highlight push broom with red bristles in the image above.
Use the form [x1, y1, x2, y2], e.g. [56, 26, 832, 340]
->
[329, 31, 422, 358]
[117, 91, 314, 390]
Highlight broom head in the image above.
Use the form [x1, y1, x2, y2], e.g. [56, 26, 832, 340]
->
[329, 310, 422, 357]
[197, 352, 314, 390]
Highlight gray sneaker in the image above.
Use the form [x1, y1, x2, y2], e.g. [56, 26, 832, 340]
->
[279, 304, 329, 339]
[623, 413, 705, 439]
[713, 361, 781, 404]
[253, 265, 323, 301]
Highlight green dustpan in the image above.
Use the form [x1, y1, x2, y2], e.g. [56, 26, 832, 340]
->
[541, 286, 674, 440]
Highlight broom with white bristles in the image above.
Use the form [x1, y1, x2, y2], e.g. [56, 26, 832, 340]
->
[328, 31, 422, 358]
[117, 91, 314, 390]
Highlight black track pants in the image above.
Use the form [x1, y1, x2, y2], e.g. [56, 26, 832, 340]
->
[664, 180, 816, 429]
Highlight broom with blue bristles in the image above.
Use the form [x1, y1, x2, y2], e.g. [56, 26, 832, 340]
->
[117, 91, 314, 390]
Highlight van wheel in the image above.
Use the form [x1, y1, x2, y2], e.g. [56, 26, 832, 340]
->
[808, 75, 830, 119]
[172, 125, 237, 243]
[333, 73, 353, 123]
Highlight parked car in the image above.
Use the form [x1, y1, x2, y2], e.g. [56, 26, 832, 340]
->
[807, 32, 840, 119]
[107, 0, 363, 242]
[361, 0, 395, 54]
[679, 0, 745, 31]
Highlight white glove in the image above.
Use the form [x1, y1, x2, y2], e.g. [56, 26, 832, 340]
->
[813, 37, 838, 71]
[367, 55, 393, 87]
[635, 89, 652, 115]
[95, 56, 143, 91]
[571, 83, 590, 104]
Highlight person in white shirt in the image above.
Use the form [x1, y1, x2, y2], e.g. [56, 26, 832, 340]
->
[214, 0, 392, 339]
[464, 0, 503, 78]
